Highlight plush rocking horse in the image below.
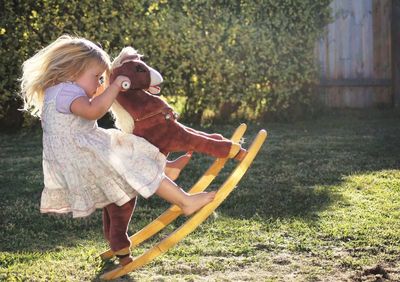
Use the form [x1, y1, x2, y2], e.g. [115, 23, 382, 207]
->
[109, 47, 246, 178]
[99, 48, 268, 280]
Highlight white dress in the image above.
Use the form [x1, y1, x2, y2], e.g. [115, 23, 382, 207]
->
[40, 82, 166, 218]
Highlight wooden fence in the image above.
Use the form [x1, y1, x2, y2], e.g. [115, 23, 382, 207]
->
[316, 0, 399, 108]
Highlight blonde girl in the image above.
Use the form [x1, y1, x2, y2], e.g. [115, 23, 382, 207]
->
[20, 35, 215, 266]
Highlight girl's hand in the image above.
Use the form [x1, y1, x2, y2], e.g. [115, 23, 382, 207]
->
[112, 75, 131, 91]
[71, 75, 131, 120]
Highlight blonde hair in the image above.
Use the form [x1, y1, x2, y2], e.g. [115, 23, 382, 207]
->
[20, 34, 111, 117]
[110, 47, 142, 133]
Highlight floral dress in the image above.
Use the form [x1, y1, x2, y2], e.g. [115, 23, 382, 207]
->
[40, 82, 166, 218]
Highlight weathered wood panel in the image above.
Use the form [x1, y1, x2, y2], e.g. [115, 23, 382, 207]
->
[320, 87, 392, 108]
[393, 0, 400, 107]
[316, 0, 392, 108]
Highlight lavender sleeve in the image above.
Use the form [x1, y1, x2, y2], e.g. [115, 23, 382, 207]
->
[55, 83, 87, 114]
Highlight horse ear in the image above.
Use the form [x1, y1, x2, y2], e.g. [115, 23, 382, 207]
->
[112, 46, 141, 69]
[121, 55, 141, 65]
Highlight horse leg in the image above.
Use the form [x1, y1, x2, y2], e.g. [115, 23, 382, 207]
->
[171, 124, 235, 158]
[183, 125, 225, 140]
[178, 123, 246, 160]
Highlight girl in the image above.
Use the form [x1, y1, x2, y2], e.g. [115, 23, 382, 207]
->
[19, 35, 215, 266]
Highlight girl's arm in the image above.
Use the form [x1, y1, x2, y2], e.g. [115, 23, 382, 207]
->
[70, 76, 128, 120]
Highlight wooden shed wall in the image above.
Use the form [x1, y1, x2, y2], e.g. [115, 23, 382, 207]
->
[316, 0, 392, 108]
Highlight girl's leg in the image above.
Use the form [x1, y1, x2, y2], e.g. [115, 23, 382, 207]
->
[164, 152, 193, 181]
[103, 197, 137, 265]
[155, 178, 216, 216]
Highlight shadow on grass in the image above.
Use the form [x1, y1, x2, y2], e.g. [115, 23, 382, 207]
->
[1, 111, 399, 254]
[92, 259, 137, 282]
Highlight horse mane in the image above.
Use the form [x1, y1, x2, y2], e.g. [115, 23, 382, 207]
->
[111, 47, 142, 69]
[110, 100, 134, 133]
[110, 47, 143, 133]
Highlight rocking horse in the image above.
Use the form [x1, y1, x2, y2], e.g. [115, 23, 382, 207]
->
[99, 47, 267, 280]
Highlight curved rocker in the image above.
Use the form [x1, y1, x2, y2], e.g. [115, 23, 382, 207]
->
[100, 129, 267, 280]
[99, 123, 247, 260]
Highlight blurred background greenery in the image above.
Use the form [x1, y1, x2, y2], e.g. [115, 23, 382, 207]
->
[0, 0, 331, 130]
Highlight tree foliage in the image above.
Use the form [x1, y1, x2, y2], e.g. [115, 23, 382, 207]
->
[0, 0, 331, 129]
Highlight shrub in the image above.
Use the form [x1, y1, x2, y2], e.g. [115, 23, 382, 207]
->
[0, 0, 331, 129]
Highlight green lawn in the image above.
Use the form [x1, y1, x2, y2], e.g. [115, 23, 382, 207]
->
[1, 111, 400, 281]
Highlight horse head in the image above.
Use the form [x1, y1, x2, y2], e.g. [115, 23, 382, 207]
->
[110, 47, 163, 95]
[109, 47, 169, 134]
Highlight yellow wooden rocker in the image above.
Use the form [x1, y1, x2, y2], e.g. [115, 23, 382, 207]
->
[100, 123, 247, 261]
[100, 126, 267, 280]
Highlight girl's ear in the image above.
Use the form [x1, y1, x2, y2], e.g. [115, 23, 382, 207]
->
[93, 71, 108, 98]
[94, 84, 105, 98]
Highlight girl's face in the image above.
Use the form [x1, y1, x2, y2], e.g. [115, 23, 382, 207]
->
[75, 62, 106, 98]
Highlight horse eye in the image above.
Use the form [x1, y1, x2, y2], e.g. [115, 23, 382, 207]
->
[136, 65, 146, 72]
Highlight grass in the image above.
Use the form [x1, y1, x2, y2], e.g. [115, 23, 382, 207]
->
[1, 110, 400, 281]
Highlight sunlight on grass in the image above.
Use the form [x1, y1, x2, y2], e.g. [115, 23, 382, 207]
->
[1, 112, 400, 281]
[317, 170, 400, 266]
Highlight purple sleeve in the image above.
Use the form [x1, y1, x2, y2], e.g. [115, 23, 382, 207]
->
[55, 83, 87, 114]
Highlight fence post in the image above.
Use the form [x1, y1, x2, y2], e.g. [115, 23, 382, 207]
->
[393, 0, 400, 107]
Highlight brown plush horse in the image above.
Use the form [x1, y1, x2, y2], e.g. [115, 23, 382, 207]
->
[101, 48, 248, 266]
[109, 47, 246, 169]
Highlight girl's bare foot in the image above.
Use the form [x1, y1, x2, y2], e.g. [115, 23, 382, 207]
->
[181, 191, 217, 216]
[165, 152, 193, 181]
[155, 178, 215, 216]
